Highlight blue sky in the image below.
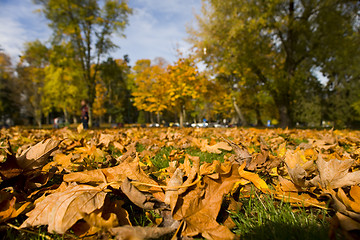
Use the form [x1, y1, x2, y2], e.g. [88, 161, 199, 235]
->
[0, 0, 202, 65]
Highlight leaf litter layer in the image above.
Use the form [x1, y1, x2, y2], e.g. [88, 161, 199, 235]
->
[0, 127, 360, 239]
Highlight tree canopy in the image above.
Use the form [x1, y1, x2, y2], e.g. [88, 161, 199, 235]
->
[188, 0, 360, 127]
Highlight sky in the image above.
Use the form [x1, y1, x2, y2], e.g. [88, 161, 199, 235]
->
[0, 0, 202, 65]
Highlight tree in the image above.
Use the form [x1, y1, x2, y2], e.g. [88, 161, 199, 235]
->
[100, 57, 131, 123]
[42, 42, 85, 123]
[34, 0, 132, 126]
[166, 56, 207, 127]
[131, 59, 168, 123]
[189, 0, 360, 127]
[17, 40, 49, 127]
[0, 52, 20, 124]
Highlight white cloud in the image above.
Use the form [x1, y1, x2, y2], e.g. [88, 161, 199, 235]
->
[0, 0, 51, 63]
[112, 0, 201, 64]
[0, 0, 202, 66]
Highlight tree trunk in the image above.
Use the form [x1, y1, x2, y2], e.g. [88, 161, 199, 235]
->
[35, 109, 42, 128]
[279, 104, 291, 128]
[255, 107, 263, 126]
[88, 105, 92, 127]
[232, 97, 247, 126]
[157, 112, 160, 124]
[63, 107, 69, 124]
[179, 108, 184, 128]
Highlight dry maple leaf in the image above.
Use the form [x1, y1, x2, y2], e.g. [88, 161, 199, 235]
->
[316, 154, 360, 189]
[98, 133, 114, 148]
[171, 162, 240, 240]
[16, 139, 60, 170]
[20, 184, 107, 234]
[322, 188, 360, 239]
[109, 225, 178, 240]
[0, 195, 31, 223]
[202, 141, 232, 154]
[63, 155, 158, 188]
[284, 150, 316, 188]
[222, 138, 252, 167]
[121, 177, 165, 210]
[238, 163, 270, 193]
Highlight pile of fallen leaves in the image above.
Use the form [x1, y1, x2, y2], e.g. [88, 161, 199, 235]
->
[1, 126, 360, 239]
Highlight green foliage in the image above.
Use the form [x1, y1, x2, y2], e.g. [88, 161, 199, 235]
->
[34, 0, 132, 124]
[42, 42, 85, 122]
[0, 52, 20, 123]
[100, 57, 131, 123]
[17, 40, 49, 127]
[189, 0, 360, 127]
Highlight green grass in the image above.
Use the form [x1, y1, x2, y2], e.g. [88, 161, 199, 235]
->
[184, 147, 229, 163]
[230, 192, 330, 240]
[137, 145, 231, 171]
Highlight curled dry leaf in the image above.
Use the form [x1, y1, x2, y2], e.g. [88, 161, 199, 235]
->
[164, 168, 184, 205]
[202, 141, 232, 154]
[16, 139, 60, 171]
[98, 133, 114, 148]
[0, 196, 31, 223]
[223, 138, 252, 167]
[121, 177, 164, 210]
[316, 154, 360, 189]
[238, 163, 270, 193]
[171, 163, 240, 240]
[20, 184, 107, 234]
[284, 150, 315, 188]
[63, 156, 159, 188]
[82, 210, 119, 229]
[109, 225, 178, 240]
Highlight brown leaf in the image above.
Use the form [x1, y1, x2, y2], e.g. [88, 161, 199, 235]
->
[223, 138, 252, 167]
[0, 196, 31, 223]
[164, 168, 184, 205]
[0, 139, 23, 179]
[20, 184, 107, 234]
[202, 141, 232, 154]
[121, 178, 164, 210]
[238, 163, 270, 193]
[171, 163, 240, 239]
[0, 152, 23, 179]
[64, 156, 159, 188]
[16, 139, 60, 170]
[284, 150, 315, 187]
[82, 210, 119, 229]
[109, 225, 177, 240]
[98, 133, 114, 148]
[316, 154, 360, 189]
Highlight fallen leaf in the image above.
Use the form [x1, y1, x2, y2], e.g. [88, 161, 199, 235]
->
[0, 196, 31, 223]
[238, 163, 270, 193]
[109, 225, 178, 240]
[171, 163, 240, 239]
[164, 168, 184, 205]
[20, 184, 107, 234]
[121, 178, 164, 210]
[316, 154, 360, 189]
[16, 139, 60, 170]
[284, 150, 315, 187]
[82, 210, 119, 229]
[98, 134, 114, 148]
[64, 156, 159, 188]
[223, 138, 252, 167]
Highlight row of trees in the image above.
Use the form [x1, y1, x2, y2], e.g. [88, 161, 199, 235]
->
[188, 0, 360, 128]
[0, 0, 359, 128]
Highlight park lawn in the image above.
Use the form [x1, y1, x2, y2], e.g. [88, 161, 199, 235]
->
[0, 126, 359, 239]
